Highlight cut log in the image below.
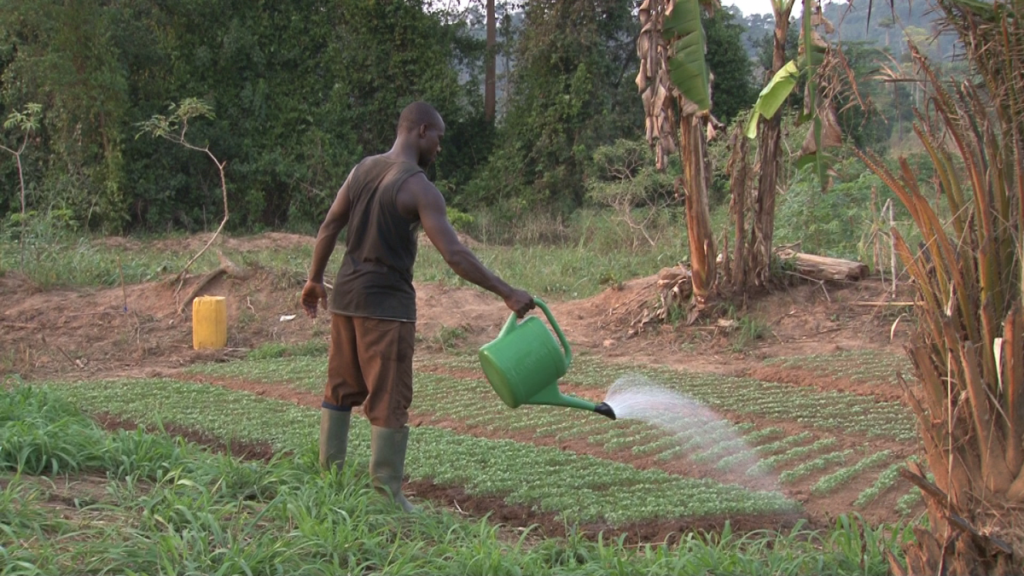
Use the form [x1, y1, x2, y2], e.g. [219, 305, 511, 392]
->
[777, 249, 869, 282]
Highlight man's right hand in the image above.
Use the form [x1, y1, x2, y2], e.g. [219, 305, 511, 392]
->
[504, 288, 535, 318]
[301, 281, 328, 318]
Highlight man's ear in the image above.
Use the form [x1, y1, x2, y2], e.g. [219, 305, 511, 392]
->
[418, 124, 427, 138]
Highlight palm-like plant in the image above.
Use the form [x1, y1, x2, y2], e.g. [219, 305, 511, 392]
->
[636, 0, 716, 312]
[858, 0, 1024, 571]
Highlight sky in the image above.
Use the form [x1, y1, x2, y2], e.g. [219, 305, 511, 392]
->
[722, 0, 775, 16]
[429, 0, 803, 23]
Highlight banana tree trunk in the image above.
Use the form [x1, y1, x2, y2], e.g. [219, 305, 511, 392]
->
[750, 1, 793, 287]
[751, 119, 781, 286]
[728, 124, 751, 290]
[680, 112, 715, 305]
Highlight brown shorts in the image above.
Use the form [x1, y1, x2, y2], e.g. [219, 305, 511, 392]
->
[323, 314, 416, 429]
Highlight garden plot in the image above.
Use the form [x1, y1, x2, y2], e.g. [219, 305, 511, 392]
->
[749, 350, 916, 402]
[412, 352, 918, 441]
[178, 347, 920, 525]
[190, 351, 917, 442]
[0, 384, 911, 575]
[49, 378, 796, 526]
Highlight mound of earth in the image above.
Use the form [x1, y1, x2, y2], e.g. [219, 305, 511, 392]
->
[1, 231, 914, 387]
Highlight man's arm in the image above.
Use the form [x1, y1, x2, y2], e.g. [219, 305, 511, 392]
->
[402, 174, 535, 317]
[301, 173, 354, 317]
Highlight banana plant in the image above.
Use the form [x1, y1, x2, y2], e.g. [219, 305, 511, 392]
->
[636, 0, 716, 311]
[744, 0, 831, 186]
[662, 0, 711, 113]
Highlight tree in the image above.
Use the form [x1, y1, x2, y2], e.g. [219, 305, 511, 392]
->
[636, 0, 716, 313]
[858, 1, 1024, 572]
[485, 0, 497, 121]
[137, 98, 228, 291]
[0, 0, 484, 232]
[0, 0, 130, 231]
[748, 0, 796, 288]
[467, 0, 640, 211]
[0, 103, 41, 217]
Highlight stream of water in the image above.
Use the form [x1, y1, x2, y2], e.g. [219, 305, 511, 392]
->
[602, 373, 779, 491]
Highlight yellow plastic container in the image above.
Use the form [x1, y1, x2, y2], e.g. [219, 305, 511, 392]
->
[192, 296, 228, 350]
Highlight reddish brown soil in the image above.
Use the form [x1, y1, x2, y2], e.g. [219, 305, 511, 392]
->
[1, 232, 926, 540]
[94, 412, 278, 462]
[407, 478, 809, 545]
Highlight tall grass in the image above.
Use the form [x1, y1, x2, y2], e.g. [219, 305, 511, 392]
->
[0, 209, 688, 299]
[2, 384, 914, 575]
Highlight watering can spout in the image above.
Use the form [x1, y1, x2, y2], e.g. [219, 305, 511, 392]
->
[594, 402, 616, 420]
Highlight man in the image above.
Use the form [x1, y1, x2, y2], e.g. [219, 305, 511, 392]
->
[300, 101, 535, 512]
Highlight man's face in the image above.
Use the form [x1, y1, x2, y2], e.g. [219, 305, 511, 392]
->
[417, 121, 445, 168]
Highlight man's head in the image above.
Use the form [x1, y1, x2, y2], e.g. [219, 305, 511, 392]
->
[397, 101, 444, 168]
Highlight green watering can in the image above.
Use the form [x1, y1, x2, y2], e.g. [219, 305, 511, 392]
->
[479, 298, 615, 419]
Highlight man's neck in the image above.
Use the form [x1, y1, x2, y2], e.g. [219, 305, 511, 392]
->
[385, 137, 419, 165]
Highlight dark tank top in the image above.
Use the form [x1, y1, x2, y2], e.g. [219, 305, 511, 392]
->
[329, 155, 424, 322]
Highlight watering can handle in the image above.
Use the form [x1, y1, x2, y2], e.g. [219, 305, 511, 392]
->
[495, 298, 573, 366]
[534, 298, 573, 366]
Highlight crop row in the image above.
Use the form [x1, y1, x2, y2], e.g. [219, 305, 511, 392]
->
[778, 451, 854, 484]
[50, 378, 797, 524]
[853, 456, 921, 508]
[812, 451, 895, 496]
[413, 353, 918, 441]
[763, 350, 913, 385]
[189, 351, 918, 441]
[747, 438, 839, 475]
[185, 358, 887, 490]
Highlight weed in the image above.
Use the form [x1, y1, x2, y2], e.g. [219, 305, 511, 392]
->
[731, 316, 770, 351]
[429, 325, 468, 353]
[247, 339, 328, 360]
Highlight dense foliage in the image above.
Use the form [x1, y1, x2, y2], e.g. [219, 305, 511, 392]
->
[0, 0, 486, 232]
[0, 0, 954, 244]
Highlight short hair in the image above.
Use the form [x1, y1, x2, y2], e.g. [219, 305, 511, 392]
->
[398, 101, 443, 133]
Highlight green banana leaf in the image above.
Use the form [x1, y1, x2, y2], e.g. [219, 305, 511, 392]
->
[663, 0, 711, 112]
[744, 59, 801, 139]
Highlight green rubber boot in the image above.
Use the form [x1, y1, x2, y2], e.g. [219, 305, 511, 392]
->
[369, 426, 416, 513]
[319, 407, 350, 472]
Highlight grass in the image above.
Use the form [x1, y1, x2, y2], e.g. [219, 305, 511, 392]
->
[414, 242, 682, 299]
[1, 384, 916, 575]
[0, 216, 683, 299]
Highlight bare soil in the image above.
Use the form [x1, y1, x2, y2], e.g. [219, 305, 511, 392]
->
[1, 232, 925, 540]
